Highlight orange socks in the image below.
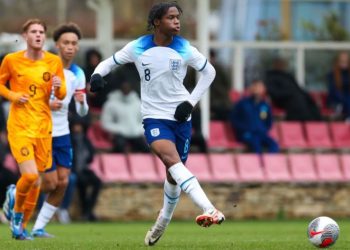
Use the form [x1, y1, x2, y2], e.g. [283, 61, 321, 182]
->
[14, 173, 39, 213]
[22, 185, 40, 229]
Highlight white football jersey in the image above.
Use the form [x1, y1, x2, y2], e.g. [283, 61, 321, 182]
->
[51, 64, 87, 137]
[112, 35, 207, 120]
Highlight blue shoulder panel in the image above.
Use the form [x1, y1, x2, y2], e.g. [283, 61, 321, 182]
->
[168, 35, 190, 59]
[69, 64, 86, 85]
[134, 35, 156, 57]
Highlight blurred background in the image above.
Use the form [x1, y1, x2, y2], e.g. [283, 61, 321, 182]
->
[1, 0, 350, 224]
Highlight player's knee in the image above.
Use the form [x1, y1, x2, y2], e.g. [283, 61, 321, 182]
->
[57, 177, 69, 190]
[22, 173, 39, 185]
[42, 180, 57, 193]
[158, 153, 179, 168]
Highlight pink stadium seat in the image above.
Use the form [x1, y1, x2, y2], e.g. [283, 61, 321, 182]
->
[304, 122, 333, 149]
[340, 154, 350, 180]
[229, 90, 242, 103]
[288, 154, 317, 182]
[235, 154, 265, 182]
[208, 121, 244, 151]
[314, 154, 344, 182]
[269, 122, 280, 143]
[3, 154, 18, 174]
[279, 122, 308, 150]
[329, 122, 350, 149]
[100, 153, 132, 182]
[185, 154, 212, 182]
[262, 154, 291, 182]
[208, 153, 239, 182]
[128, 153, 161, 182]
[89, 154, 106, 182]
[87, 121, 113, 151]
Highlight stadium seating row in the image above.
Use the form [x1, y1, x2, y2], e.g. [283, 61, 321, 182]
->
[4, 152, 350, 183]
[208, 121, 350, 151]
[87, 153, 350, 183]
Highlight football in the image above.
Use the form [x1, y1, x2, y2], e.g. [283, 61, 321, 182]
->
[307, 216, 340, 248]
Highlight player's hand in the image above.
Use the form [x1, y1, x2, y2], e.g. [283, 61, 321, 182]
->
[49, 99, 63, 111]
[52, 75, 61, 88]
[9, 92, 29, 104]
[174, 101, 193, 122]
[74, 90, 85, 104]
[90, 74, 106, 92]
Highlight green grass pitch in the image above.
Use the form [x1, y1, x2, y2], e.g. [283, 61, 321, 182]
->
[0, 220, 349, 249]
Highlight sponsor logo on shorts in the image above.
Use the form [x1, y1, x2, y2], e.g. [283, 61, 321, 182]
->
[43, 72, 51, 82]
[20, 147, 30, 156]
[150, 128, 160, 137]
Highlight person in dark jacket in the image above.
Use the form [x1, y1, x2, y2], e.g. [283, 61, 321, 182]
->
[265, 58, 322, 121]
[230, 79, 279, 154]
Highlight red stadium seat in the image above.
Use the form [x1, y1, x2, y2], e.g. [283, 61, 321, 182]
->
[208, 121, 245, 151]
[329, 122, 350, 149]
[279, 122, 308, 150]
[208, 153, 239, 182]
[304, 122, 333, 149]
[89, 154, 106, 182]
[87, 121, 113, 151]
[128, 153, 161, 183]
[235, 154, 264, 182]
[100, 153, 132, 182]
[185, 154, 212, 182]
[314, 154, 344, 182]
[229, 90, 242, 103]
[340, 154, 350, 180]
[262, 154, 291, 182]
[288, 154, 317, 182]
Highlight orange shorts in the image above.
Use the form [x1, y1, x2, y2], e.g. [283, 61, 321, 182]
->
[8, 135, 52, 172]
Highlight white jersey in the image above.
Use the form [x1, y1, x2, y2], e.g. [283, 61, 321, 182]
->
[51, 64, 88, 137]
[94, 35, 215, 121]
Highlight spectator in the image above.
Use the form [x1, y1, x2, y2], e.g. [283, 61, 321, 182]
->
[265, 58, 322, 121]
[100, 81, 149, 153]
[327, 51, 350, 120]
[230, 79, 279, 154]
[69, 112, 102, 222]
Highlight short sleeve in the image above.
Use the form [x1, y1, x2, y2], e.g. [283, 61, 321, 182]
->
[187, 46, 207, 72]
[0, 55, 11, 85]
[76, 68, 86, 90]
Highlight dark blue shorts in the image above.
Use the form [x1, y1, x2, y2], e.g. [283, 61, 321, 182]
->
[143, 118, 192, 163]
[46, 134, 73, 173]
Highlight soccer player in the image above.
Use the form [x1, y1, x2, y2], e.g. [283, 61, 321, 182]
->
[0, 19, 66, 240]
[89, 2, 225, 246]
[30, 23, 89, 238]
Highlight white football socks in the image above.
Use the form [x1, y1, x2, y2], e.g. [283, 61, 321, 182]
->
[168, 162, 214, 212]
[32, 201, 58, 231]
[162, 179, 181, 221]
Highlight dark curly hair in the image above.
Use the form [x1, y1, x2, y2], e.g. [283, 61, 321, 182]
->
[147, 2, 182, 31]
[53, 22, 82, 42]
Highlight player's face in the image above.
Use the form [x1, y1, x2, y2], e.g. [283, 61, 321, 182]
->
[23, 24, 46, 51]
[56, 32, 79, 62]
[158, 7, 181, 36]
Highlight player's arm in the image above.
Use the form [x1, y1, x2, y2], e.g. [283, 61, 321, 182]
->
[175, 47, 216, 122]
[74, 89, 89, 116]
[53, 59, 67, 100]
[90, 41, 135, 92]
[0, 56, 29, 104]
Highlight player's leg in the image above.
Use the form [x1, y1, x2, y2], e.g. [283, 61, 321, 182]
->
[32, 135, 72, 238]
[168, 120, 224, 227]
[7, 136, 39, 240]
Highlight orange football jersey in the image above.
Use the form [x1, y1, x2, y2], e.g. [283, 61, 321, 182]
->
[0, 50, 66, 138]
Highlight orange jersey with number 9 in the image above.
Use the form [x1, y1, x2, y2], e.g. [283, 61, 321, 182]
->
[0, 50, 66, 138]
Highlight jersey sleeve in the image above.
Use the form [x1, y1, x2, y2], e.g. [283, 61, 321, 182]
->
[187, 46, 208, 72]
[0, 55, 15, 101]
[54, 57, 67, 100]
[112, 41, 135, 65]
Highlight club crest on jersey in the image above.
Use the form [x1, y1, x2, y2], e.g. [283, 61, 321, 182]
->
[43, 72, 51, 82]
[169, 59, 181, 71]
[150, 128, 160, 137]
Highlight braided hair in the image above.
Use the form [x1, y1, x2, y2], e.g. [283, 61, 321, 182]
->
[147, 1, 183, 31]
